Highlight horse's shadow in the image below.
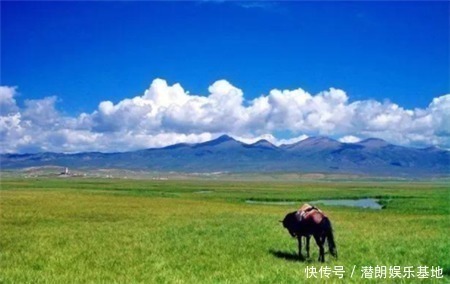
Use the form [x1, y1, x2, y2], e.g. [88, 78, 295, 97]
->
[269, 249, 311, 262]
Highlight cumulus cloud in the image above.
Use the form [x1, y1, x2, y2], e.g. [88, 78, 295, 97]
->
[0, 78, 449, 153]
[339, 135, 361, 143]
[0, 86, 19, 115]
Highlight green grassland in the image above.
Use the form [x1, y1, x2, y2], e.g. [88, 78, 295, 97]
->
[0, 178, 449, 283]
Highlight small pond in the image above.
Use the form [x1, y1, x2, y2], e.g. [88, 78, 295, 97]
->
[309, 198, 382, 210]
[245, 198, 383, 209]
[245, 200, 297, 205]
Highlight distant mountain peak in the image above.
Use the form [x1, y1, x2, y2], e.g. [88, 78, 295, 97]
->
[282, 136, 340, 151]
[299, 136, 340, 146]
[251, 139, 277, 149]
[216, 134, 235, 142]
[357, 138, 389, 147]
[194, 134, 240, 148]
[1, 134, 449, 177]
[422, 145, 442, 152]
[306, 136, 337, 142]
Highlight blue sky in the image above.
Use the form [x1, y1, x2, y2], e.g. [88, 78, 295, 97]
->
[3, 1, 448, 111]
[1, 1, 449, 153]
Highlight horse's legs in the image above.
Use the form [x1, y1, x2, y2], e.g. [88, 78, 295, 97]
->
[297, 236, 304, 260]
[306, 235, 310, 258]
[313, 234, 325, 262]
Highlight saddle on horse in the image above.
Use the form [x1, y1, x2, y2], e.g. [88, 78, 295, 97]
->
[295, 203, 325, 222]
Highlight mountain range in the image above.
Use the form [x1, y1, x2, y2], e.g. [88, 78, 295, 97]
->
[1, 135, 449, 177]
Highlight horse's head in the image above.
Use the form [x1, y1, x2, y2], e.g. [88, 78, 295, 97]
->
[281, 211, 301, 238]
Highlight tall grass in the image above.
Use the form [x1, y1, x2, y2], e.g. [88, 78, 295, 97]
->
[0, 178, 448, 283]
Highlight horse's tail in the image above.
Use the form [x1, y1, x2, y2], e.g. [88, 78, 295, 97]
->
[323, 217, 337, 259]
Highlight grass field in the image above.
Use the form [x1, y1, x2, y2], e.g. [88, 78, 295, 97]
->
[0, 177, 449, 283]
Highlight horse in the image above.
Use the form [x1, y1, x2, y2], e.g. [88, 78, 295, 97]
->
[281, 205, 337, 262]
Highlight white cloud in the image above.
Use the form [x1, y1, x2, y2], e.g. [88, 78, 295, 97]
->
[277, 135, 310, 146]
[22, 96, 60, 128]
[0, 86, 19, 115]
[339, 135, 361, 143]
[231, 133, 277, 145]
[0, 79, 449, 153]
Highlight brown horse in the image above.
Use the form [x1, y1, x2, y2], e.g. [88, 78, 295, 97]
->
[281, 205, 337, 262]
